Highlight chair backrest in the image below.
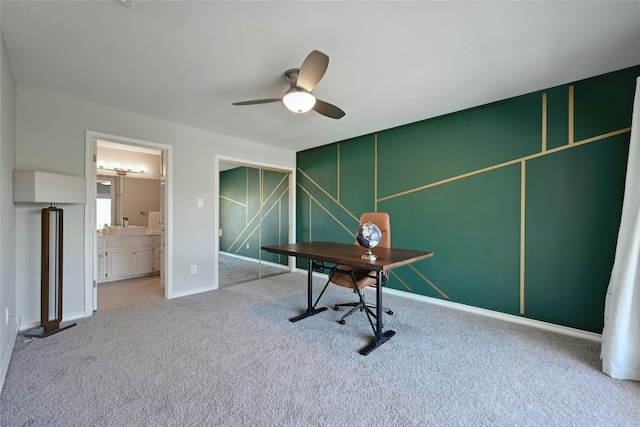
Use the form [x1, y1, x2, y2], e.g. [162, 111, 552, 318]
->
[357, 212, 391, 248]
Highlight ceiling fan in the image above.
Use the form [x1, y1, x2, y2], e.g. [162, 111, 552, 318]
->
[232, 50, 345, 120]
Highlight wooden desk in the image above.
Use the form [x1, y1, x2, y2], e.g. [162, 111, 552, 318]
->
[261, 242, 433, 355]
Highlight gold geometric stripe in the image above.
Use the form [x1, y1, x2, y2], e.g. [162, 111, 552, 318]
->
[226, 187, 287, 252]
[374, 133, 378, 212]
[245, 168, 250, 226]
[245, 189, 288, 249]
[542, 92, 547, 152]
[390, 270, 413, 292]
[219, 195, 246, 207]
[337, 143, 341, 203]
[408, 264, 449, 299]
[235, 223, 261, 255]
[297, 183, 355, 238]
[297, 168, 359, 222]
[309, 196, 313, 241]
[568, 85, 574, 145]
[226, 208, 260, 252]
[262, 174, 288, 207]
[520, 160, 526, 315]
[261, 189, 288, 220]
[378, 126, 631, 203]
[575, 127, 631, 145]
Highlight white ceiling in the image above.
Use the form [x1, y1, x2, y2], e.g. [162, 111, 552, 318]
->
[2, 1, 639, 152]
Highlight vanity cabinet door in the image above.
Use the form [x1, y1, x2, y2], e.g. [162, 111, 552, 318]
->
[133, 246, 154, 275]
[98, 248, 107, 280]
[97, 238, 107, 282]
[152, 235, 161, 273]
[107, 247, 131, 280]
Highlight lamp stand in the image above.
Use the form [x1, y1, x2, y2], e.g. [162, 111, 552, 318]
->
[24, 206, 76, 338]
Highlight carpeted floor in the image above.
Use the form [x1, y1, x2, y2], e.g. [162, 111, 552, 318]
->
[218, 252, 288, 288]
[2, 272, 639, 426]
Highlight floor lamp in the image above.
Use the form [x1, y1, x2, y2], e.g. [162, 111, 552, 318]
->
[23, 205, 77, 337]
[13, 171, 87, 338]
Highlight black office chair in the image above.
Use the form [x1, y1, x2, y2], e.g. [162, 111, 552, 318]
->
[316, 212, 393, 329]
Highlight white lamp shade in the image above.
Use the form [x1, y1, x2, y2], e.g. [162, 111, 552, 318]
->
[283, 88, 316, 113]
[13, 171, 87, 204]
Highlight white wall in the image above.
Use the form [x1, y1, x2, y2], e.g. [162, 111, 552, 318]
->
[0, 26, 19, 385]
[15, 83, 296, 328]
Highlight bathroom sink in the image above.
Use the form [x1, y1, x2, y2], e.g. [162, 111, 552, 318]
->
[109, 226, 146, 236]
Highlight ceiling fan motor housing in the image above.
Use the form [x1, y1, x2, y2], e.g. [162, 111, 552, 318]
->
[284, 68, 300, 85]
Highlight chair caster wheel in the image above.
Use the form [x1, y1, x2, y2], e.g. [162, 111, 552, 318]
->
[388, 310, 394, 315]
[338, 320, 346, 325]
[333, 306, 340, 311]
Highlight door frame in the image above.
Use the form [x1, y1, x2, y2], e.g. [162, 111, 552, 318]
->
[214, 155, 296, 289]
[84, 131, 173, 314]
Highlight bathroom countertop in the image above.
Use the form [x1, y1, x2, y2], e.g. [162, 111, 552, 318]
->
[98, 230, 161, 238]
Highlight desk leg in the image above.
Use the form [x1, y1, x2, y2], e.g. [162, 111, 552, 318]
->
[289, 258, 328, 322]
[359, 270, 395, 355]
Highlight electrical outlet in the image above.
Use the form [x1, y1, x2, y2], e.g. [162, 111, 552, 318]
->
[191, 265, 197, 274]
[219, 229, 223, 237]
[197, 198, 204, 208]
[5, 308, 8, 325]
[246, 243, 250, 250]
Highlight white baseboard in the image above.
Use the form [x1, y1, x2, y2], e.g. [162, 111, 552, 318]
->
[170, 284, 216, 299]
[380, 287, 602, 342]
[19, 309, 100, 332]
[0, 322, 19, 394]
[309, 270, 601, 342]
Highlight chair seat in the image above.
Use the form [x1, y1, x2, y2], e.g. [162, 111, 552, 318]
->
[329, 266, 377, 289]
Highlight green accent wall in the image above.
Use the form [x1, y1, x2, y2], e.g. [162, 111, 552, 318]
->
[296, 65, 639, 333]
[219, 167, 289, 265]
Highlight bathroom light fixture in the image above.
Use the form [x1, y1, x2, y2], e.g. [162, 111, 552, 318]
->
[97, 161, 148, 176]
[282, 87, 316, 113]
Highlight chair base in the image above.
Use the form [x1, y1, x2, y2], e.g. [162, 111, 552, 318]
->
[333, 302, 393, 325]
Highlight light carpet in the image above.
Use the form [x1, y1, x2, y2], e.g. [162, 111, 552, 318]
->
[2, 272, 639, 426]
[218, 253, 288, 288]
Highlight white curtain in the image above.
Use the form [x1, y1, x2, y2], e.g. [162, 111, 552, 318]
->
[602, 77, 640, 381]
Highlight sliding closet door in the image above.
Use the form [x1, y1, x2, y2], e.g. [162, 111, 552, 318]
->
[218, 165, 289, 287]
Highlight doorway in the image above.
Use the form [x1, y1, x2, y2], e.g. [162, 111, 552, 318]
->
[216, 157, 295, 288]
[85, 131, 172, 314]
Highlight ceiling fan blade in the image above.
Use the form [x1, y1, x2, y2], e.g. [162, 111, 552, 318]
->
[313, 99, 345, 119]
[296, 50, 329, 92]
[232, 98, 281, 106]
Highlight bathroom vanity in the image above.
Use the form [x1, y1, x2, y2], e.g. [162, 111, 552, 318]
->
[97, 230, 161, 283]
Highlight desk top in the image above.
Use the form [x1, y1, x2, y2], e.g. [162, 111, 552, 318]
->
[261, 241, 433, 271]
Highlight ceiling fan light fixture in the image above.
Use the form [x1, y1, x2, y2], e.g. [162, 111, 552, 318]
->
[283, 88, 316, 113]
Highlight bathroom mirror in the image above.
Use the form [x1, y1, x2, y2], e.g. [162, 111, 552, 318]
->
[97, 175, 161, 231]
[97, 176, 117, 229]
